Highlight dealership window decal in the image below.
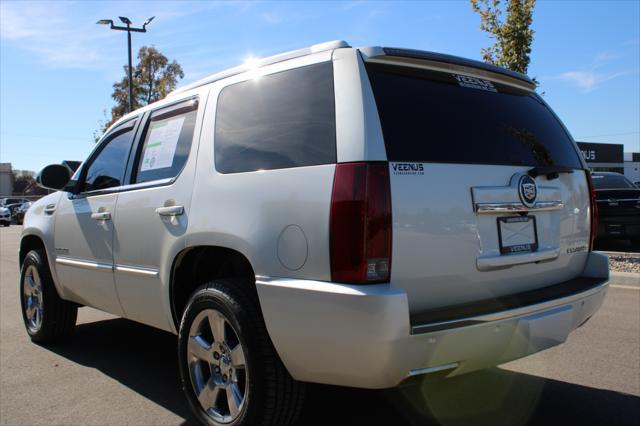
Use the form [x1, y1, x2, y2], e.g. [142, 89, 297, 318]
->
[140, 116, 186, 171]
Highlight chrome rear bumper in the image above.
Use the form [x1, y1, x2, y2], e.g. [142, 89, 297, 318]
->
[256, 252, 609, 389]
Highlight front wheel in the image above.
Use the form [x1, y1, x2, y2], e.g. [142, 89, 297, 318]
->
[178, 280, 304, 426]
[20, 249, 77, 342]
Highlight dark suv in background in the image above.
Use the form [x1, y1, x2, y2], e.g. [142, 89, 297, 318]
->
[592, 172, 640, 249]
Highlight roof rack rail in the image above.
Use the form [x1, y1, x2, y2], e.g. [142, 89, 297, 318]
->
[169, 40, 350, 96]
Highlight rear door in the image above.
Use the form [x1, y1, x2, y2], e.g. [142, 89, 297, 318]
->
[112, 97, 203, 331]
[364, 62, 591, 313]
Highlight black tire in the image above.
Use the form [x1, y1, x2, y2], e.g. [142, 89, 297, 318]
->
[2, 222, 9, 227]
[20, 249, 77, 343]
[178, 279, 305, 426]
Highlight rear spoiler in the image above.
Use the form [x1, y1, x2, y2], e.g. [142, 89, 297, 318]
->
[359, 46, 536, 92]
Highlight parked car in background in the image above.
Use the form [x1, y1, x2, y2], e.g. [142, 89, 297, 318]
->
[592, 172, 640, 248]
[0, 197, 29, 207]
[5, 203, 24, 221]
[0, 206, 10, 227]
[14, 202, 32, 225]
[21, 41, 609, 426]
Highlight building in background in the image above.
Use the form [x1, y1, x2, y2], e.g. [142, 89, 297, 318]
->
[0, 163, 14, 196]
[576, 142, 624, 173]
[576, 142, 639, 183]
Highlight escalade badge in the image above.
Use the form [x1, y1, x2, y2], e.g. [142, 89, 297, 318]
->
[518, 175, 538, 208]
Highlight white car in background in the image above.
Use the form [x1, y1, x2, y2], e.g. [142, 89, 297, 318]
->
[20, 41, 609, 426]
[0, 207, 10, 227]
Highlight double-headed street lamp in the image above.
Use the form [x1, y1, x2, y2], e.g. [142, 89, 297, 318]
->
[97, 16, 155, 113]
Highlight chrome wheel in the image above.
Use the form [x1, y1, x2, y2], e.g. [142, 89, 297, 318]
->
[188, 308, 248, 423]
[23, 265, 43, 333]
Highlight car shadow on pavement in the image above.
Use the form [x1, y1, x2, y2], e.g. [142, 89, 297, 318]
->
[41, 317, 640, 426]
[39, 318, 199, 424]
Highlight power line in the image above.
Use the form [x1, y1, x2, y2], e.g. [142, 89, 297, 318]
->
[577, 131, 640, 139]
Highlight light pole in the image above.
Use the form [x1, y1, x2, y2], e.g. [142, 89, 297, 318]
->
[97, 16, 154, 113]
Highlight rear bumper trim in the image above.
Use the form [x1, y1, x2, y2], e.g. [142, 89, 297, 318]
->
[408, 362, 459, 377]
[410, 276, 607, 334]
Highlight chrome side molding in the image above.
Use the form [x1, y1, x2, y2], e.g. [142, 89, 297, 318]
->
[114, 265, 159, 277]
[56, 257, 158, 277]
[55, 257, 112, 271]
[475, 200, 564, 214]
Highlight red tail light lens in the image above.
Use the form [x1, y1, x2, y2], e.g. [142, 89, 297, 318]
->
[330, 162, 392, 283]
[586, 170, 599, 251]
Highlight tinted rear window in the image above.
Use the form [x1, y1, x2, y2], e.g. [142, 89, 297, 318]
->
[214, 62, 336, 174]
[133, 99, 198, 184]
[366, 64, 582, 168]
[592, 174, 636, 189]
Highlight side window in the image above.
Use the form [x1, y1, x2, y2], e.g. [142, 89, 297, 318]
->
[133, 99, 198, 184]
[83, 123, 136, 192]
[214, 61, 336, 174]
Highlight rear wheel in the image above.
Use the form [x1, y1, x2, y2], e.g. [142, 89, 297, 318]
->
[20, 250, 77, 342]
[178, 280, 304, 426]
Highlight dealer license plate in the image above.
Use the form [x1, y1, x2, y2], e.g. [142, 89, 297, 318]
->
[497, 216, 538, 254]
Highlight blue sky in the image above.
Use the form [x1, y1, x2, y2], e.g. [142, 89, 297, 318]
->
[1, 0, 639, 172]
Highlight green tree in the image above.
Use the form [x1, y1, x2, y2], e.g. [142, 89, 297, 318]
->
[470, 0, 536, 74]
[100, 46, 184, 135]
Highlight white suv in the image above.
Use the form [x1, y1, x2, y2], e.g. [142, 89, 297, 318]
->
[21, 41, 609, 426]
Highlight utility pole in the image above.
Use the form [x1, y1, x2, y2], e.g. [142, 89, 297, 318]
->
[97, 16, 154, 113]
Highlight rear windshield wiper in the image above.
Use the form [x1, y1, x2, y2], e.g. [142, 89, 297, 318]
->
[527, 165, 575, 180]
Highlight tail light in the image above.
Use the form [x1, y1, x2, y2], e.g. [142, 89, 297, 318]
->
[330, 162, 392, 283]
[586, 170, 599, 251]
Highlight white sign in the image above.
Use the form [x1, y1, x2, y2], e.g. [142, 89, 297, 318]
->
[140, 116, 186, 171]
[452, 74, 498, 92]
[581, 150, 596, 161]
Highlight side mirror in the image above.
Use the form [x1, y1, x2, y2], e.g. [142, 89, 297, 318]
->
[37, 164, 72, 191]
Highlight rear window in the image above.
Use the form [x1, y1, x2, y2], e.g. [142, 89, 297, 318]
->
[366, 63, 582, 168]
[214, 62, 336, 174]
[133, 98, 198, 184]
[592, 174, 636, 189]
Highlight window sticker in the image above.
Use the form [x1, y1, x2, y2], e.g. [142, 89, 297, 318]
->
[452, 74, 497, 92]
[140, 116, 185, 171]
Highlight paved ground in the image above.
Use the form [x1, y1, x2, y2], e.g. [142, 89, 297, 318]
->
[1, 225, 638, 425]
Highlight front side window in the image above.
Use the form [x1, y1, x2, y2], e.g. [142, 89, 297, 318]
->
[83, 123, 136, 192]
[214, 62, 336, 174]
[133, 99, 198, 184]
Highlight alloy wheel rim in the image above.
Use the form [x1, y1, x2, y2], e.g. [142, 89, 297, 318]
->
[188, 308, 248, 423]
[23, 265, 43, 333]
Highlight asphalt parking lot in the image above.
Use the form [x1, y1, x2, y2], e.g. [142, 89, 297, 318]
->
[1, 225, 638, 425]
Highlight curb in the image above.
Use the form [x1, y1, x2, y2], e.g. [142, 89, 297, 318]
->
[610, 271, 640, 287]
[600, 251, 640, 259]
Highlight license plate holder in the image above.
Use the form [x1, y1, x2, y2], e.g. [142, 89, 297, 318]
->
[497, 216, 538, 254]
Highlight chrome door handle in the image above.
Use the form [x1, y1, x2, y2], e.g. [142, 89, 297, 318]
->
[91, 211, 111, 221]
[156, 205, 184, 217]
